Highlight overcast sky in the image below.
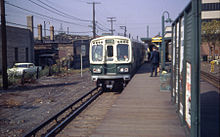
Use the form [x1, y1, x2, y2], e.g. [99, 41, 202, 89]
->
[5, 0, 190, 39]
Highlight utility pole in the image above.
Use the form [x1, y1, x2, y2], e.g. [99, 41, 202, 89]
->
[44, 21, 50, 38]
[147, 25, 149, 38]
[120, 26, 127, 37]
[59, 23, 64, 34]
[1, 0, 8, 90]
[107, 17, 116, 35]
[67, 27, 69, 34]
[87, 2, 101, 38]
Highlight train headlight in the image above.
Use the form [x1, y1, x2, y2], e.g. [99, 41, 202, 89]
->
[120, 68, 124, 72]
[93, 68, 102, 73]
[119, 67, 129, 73]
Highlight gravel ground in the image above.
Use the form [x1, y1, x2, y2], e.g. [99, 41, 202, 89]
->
[0, 62, 218, 137]
[57, 92, 120, 137]
[0, 70, 96, 137]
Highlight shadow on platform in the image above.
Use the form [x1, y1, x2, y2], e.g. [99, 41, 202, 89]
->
[200, 91, 220, 137]
[136, 63, 152, 74]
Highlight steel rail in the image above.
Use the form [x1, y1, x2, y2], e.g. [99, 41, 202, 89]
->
[201, 71, 220, 89]
[24, 87, 100, 137]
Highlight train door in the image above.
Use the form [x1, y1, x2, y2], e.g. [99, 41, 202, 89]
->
[105, 45, 116, 74]
[106, 45, 114, 61]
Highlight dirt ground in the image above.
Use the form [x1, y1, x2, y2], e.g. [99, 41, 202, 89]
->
[0, 62, 218, 137]
[0, 70, 96, 137]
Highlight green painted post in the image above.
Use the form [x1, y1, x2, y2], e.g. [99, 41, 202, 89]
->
[162, 15, 165, 70]
[182, 11, 187, 126]
[191, 0, 201, 136]
[171, 26, 174, 100]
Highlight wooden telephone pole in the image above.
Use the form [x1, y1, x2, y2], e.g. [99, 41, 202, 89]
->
[1, 0, 8, 90]
[87, 2, 101, 38]
[107, 17, 116, 35]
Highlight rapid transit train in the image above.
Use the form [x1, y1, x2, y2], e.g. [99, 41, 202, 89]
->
[89, 36, 145, 90]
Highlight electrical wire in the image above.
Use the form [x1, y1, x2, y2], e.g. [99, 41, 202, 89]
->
[6, 2, 90, 28]
[6, 21, 92, 34]
[96, 22, 109, 31]
[96, 23, 109, 32]
[34, 0, 91, 22]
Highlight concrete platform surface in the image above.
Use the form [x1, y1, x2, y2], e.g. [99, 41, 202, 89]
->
[91, 63, 186, 137]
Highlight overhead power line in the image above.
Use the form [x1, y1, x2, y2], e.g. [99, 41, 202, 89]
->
[6, 2, 89, 28]
[34, 0, 91, 22]
[96, 23, 109, 32]
[6, 21, 92, 34]
[96, 22, 109, 30]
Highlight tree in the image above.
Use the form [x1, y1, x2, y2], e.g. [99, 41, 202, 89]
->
[201, 20, 220, 59]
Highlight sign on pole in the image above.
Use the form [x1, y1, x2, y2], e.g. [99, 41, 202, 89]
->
[81, 45, 86, 56]
[80, 45, 86, 77]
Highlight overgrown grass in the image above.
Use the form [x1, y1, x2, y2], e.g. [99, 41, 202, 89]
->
[0, 65, 90, 88]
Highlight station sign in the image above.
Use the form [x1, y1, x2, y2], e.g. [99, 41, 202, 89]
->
[152, 37, 162, 43]
[81, 45, 86, 56]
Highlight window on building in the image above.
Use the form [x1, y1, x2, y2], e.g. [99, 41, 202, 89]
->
[26, 48, 29, 62]
[14, 48, 18, 62]
[202, 3, 220, 11]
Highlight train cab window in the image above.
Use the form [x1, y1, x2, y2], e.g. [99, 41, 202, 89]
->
[107, 45, 114, 61]
[117, 44, 129, 61]
[107, 46, 113, 57]
[92, 45, 103, 61]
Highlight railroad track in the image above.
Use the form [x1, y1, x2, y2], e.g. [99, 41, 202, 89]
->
[24, 87, 102, 137]
[201, 71, 220, 89]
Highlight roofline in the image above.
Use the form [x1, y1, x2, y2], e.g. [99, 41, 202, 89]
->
[172, 2, 192, 26]
[91, 36, 130, 42]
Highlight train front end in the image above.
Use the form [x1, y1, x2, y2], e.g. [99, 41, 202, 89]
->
[89, 36, 132, 90]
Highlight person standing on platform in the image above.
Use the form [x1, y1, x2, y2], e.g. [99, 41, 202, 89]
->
[150, 46, 160, 77]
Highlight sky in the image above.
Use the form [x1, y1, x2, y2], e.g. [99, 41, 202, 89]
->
[5, 0, 191, 39]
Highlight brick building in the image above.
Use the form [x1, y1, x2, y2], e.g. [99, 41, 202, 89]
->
[0, 16, 34, 72]
[34, 25, 90, 68]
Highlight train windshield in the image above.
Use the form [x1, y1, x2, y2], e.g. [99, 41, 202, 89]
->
[92, 45, 103, 61]
[117, 44, 129, 61]
[107, 45, 114, 61]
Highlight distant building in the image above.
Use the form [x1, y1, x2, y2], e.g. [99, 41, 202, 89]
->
[34, 25, 90, 68]
[0, 16, 34, 71]
[201, 0, 220, 21]
[201, 0, 220, 60]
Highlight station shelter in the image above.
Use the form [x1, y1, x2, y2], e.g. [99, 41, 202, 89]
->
[141, 31, 172, 63]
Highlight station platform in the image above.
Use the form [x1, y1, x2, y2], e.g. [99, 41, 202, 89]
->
[91, 63, 186, 137]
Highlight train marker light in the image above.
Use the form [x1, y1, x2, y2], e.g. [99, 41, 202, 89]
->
[93, 68, 101, 73]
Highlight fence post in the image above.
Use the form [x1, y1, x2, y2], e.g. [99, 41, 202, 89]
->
[36, 67, 39, 79]
[48, 65, 52, 76]
[21, 70, 26, 85]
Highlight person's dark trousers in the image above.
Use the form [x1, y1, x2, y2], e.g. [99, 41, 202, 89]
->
[151, 63, 158, 77]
